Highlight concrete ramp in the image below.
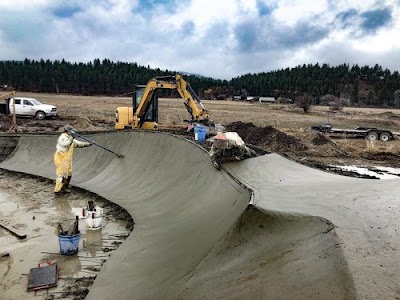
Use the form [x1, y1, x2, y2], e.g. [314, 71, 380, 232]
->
[178, 206, 355, 299]
[225, 154, 400, 299]
[0, 131, 250, 299]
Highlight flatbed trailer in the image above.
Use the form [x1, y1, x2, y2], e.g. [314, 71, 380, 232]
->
[312, 124, 398, 142]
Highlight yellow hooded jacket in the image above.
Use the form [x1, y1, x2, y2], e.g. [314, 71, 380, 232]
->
[54, 133, 90, 192]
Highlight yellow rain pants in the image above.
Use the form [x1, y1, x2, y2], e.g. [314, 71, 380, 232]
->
[54, 144, 75, 192]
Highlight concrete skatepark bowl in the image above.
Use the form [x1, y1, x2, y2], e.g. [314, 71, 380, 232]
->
[0, 131, 398, 299]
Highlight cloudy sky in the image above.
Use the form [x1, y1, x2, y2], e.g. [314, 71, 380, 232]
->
[1, 0, 399, 79]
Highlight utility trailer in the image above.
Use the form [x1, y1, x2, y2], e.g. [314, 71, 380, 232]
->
[312, 124, 398, 142]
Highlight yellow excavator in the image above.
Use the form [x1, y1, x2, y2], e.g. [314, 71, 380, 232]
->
[115, 74, 212, 130]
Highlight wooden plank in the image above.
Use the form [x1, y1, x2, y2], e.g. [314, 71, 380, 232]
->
[0, 221, 27, 239]
[0, 252, 10, 257]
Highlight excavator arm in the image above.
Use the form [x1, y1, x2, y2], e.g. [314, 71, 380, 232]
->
[116, 74, 212, 130]
[0, 91, 18, 132]
[0, 91, 15, 101]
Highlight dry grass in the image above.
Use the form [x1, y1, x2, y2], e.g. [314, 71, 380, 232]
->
[19, 92, 400, 130]
[14, 92, 400, 160]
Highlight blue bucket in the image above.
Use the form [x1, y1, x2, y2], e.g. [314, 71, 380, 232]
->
[58, 232, 81, 255]
[194, 126, 207, 143]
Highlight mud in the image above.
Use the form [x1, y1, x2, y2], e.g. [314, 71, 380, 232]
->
[0, 170, 133, 300]
[0, 115, 114, 134]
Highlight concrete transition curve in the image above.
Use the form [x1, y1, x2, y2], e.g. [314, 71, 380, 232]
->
[0, 131, 398, 299]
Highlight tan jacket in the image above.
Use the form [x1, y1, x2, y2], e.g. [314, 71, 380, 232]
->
[56, 133, 90, 153]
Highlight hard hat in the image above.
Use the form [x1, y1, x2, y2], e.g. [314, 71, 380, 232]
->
[63, 125, 75, 132]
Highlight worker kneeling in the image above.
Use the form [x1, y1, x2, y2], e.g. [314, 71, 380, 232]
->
[209, 132, 256, 165]
[54, 125, 92, 194]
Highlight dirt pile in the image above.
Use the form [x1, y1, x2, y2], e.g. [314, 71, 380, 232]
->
[369, 111, 400, 119]
[0, 115, 15, 132]
[71, 117, 106, 132]
[0, 115, 110, 134]
[225, 121, 308, 153]
[312, 132, 333, 145]
[360, 151, 400, 161]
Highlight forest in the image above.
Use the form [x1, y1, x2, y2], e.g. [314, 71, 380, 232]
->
[1, 59, 400, 108]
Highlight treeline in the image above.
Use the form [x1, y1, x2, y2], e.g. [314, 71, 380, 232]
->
[1, 59, 400, 107]
[231, 63, 400, 107]
[0, 58, 222, 96]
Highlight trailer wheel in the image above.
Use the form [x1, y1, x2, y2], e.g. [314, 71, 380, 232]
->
[380, 132, 391, 142]
[367, 131, 378, 141]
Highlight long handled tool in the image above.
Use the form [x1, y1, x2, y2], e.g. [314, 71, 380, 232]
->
[70, 130, 125, 158]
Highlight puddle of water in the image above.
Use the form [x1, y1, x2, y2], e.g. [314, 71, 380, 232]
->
[0, 190, 18, 216]
[0, 175, 132, 300]
[331, 165, 400, 179]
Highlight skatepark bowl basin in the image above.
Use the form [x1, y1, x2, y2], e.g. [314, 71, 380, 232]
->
[0, 130, 398, 299]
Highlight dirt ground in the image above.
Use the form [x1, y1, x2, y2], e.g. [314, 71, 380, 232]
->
[2, 92, 400, 176]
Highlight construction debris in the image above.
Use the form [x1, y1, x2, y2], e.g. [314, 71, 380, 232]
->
[27, 262, 58, 291]
[0, 221, 27, 239]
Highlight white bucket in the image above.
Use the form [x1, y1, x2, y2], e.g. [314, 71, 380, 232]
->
[83, 206, 103, 230]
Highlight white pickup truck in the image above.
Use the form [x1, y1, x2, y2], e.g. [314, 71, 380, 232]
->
[1, 97, 58, 120]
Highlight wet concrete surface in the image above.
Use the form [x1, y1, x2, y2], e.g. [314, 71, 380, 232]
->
[0, 131, 399, 299]
[0, 132, 251, 299]
[225, 154, 400, 299]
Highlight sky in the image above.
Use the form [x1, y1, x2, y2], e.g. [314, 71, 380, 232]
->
[0, 0, 399, 80]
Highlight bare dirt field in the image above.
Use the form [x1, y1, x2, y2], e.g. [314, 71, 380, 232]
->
[4, 92, 400, 173]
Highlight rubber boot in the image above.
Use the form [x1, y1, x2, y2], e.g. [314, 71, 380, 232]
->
[61, 176, 72, 193]
[64, 176, 72, 193]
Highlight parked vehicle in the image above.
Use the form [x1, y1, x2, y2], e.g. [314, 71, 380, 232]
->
[312, 124, 397, 141]
[0, 97, 57, 120]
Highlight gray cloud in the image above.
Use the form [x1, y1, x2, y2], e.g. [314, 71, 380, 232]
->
[51, 6, 82, 18]
[134, 0, 190, 14]
[256, 0, 273, 17]
[233, 18, 329, 53]
[180, 21, 195, 37]
[0, 13, 47, 45]
[336, 8, 358, 29]
[274, 22, 329, 48]
[309, 41, 400, 75]
[234, 21, 259, 51]
[204, 22, 231, 44]
[0, 0, 398, 79]
[361, 7, 392, 33]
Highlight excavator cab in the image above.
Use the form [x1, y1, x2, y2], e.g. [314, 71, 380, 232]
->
[115, 85, 159, 130]
[133, 85, 158, 128]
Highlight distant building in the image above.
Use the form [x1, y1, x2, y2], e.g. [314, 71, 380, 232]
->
[276, 97, 293, 104]
[259, 96, 276, 103]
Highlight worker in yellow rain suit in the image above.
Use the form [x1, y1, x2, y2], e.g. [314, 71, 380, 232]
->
[54, 125, 91, 194]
